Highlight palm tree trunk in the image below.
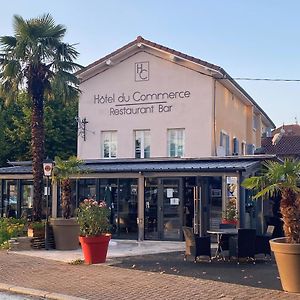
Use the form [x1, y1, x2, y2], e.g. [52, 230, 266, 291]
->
[30, 74, 45, 221]
[61, 179, 71, 219]
[280, 189, 300, 243]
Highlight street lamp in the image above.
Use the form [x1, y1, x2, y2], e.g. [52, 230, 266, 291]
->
[43, 158, 54, 250]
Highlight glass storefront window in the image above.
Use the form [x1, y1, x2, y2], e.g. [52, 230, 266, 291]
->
[21, 181, 33, 219]
[145, 178, 159, 239]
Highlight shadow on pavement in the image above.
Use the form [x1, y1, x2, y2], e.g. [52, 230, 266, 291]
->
[112, 251, 282, 291]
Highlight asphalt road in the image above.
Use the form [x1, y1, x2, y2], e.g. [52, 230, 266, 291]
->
[0, 292, 41, 300]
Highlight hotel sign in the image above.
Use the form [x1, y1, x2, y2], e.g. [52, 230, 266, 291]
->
[93, 89, 191, 116]
[135, 62, 149, 81]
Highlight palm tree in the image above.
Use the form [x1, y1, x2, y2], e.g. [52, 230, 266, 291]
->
[242, 159, 300, 243]
[0, 14, 81, 220]
[53, 156, 83, 219]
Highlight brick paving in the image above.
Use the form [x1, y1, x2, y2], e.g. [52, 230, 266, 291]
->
[0, 251, 299, 300]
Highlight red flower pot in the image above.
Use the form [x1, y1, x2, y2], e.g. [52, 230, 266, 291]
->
[79, 234, 111, 264]
[221, 219, 237, 225]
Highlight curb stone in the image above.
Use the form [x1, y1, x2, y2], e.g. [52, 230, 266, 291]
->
[0, 283, 86, 300]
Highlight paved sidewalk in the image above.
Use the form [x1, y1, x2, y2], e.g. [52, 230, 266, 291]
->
[0, 251, 299, 300]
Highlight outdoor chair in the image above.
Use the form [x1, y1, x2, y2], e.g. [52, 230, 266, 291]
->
[255, 225, 275, 258]
[219, 223, 236, 252]
[229, 229, 256, 262]
[182, 226, 211, 262]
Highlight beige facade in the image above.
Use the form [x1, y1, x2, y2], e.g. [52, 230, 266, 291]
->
[77, 37, 274, 160]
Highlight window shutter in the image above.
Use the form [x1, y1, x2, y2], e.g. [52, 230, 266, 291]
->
[225, 134, 230, 155]
[220, 132, 223, 146]
[233, 138, 239, 155]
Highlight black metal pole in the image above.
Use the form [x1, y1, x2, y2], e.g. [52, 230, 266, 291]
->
[44, 176, 49, 250]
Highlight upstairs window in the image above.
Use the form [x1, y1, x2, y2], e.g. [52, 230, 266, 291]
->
[168, 129, 184, 157]
[135, 130, 150, 158]
[102, 131, 117, 158]
[220, 131, 230, 156]
[233, 137, 239, 155]
[253, 114, 259, 131]
[241, 141, 246, 155]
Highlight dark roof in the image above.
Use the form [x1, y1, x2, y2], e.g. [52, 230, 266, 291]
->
[76, 36, 275, 128]
[0, 156, 276, 176]
[262, 136, 300, 156]
[272, 124, 300, 137]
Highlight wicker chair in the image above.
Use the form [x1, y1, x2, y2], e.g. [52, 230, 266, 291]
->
[182, 227, 211, 262]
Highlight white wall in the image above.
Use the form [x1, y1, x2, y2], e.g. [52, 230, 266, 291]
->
[78, 51, 213, 159]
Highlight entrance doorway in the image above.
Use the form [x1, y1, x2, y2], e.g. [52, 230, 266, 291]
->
[144, 178, 183, 240]
[182, 176, 223, 236]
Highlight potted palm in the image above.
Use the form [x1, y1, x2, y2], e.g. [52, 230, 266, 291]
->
[242, 158, 300, 293]
[77, 199, 111, 264]
[50, 156, 83, 250]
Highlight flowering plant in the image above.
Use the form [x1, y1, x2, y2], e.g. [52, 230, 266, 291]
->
[222, 199, 238, 222]
[76, 199, 111, 237]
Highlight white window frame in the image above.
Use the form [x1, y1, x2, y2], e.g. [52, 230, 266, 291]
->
[134, 130, 150, 158]
[101, 131, 117, 158]
[167, 128, 185, 157]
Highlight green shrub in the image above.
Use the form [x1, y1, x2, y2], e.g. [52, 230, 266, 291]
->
[0, 217, 26, 248]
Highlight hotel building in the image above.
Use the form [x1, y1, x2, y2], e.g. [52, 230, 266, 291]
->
[0, 36, 276, 241]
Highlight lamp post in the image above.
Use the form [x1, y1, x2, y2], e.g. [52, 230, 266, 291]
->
[43, 158, 54, 250]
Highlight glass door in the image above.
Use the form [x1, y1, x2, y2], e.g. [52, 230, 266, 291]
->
[161, 178, 182, 240]
[145, 178, 182, 240]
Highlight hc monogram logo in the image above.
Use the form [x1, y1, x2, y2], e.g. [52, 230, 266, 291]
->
[135, 62, 149, 81]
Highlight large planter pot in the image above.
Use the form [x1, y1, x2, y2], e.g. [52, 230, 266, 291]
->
[270, 237, 300, 293]
[50, 218, 80, 250]
[79, 234, 111, 264]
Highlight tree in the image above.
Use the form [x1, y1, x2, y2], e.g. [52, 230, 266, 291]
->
[242, 159, 300, 243]
[52, 156, 83, 218]
[0, 93, 78, 166]
[0, 14, 81, 220]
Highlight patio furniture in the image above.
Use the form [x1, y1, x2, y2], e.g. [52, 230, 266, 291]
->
[255, 225, 275, 257]
[207, 228, 238, 259]
[229, 228, 256, 262]
[182, 227, 211, 262]
[219, 223, 236, 252]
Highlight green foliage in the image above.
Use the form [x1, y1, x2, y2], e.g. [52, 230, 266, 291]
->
[77, 199, 111, 237]
[53, 156, 83, 181]
[242, 159, 300, 199]
[28, 221, 44, 230]
[0, 93, 78, 166]
[0, 14, 81, 101]
[242, 158, 300, 243]
[0, 217, 26, 248]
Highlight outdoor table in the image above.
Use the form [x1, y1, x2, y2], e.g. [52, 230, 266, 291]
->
[207, 229, 238, 259]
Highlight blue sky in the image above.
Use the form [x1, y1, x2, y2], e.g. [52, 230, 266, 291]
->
[1, 0, 300, 127]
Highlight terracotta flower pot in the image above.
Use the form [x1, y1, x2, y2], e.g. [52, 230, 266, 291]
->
[221, 219, 237, 225]
[270, 237, 300, 293]
[79, 234, 111, 264]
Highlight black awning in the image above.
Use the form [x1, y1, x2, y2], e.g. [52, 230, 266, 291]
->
[0, 156, 275, 176]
